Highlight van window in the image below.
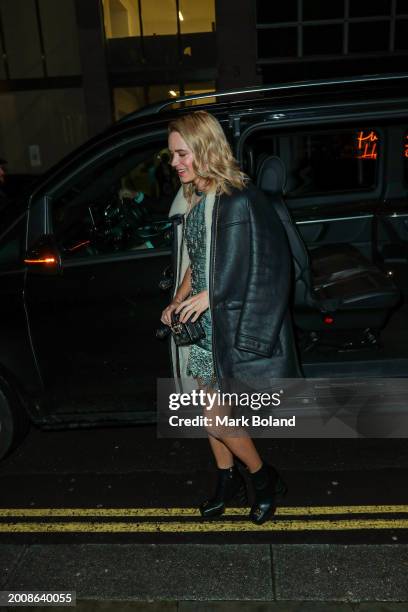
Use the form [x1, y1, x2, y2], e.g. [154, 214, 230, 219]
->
[0, 217, 24, 269]
[287, 129, 379, 197]
[247, 128, 380, 198]
[51, 143, 178, 259]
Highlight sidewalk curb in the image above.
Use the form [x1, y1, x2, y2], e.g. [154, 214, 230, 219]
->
[1, 543, 408, 603]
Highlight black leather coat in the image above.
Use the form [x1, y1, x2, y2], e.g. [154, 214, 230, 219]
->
[210, 183, 302, 391]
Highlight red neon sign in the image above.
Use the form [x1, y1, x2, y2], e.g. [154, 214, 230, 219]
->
[356, 130, 378, 160]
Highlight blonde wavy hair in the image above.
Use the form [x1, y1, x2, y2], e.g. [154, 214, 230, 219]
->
[168, 110, 248, 203]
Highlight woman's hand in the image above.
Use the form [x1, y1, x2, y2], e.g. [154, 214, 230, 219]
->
[160, 300, 180, 326]
[175, 290, 209, 323]
[161, 266, 193, 326]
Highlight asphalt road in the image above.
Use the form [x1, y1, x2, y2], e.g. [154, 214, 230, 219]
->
[1, 424, 407, 546]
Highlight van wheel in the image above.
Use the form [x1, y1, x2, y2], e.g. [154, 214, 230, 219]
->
[0, 385, 29, 460]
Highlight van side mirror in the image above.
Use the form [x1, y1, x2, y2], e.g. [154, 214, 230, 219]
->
[24, 235, 62, 275]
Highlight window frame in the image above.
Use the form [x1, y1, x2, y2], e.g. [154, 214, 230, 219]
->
[30, 130, 175, 267]
[283, 125, 382, 199]
[238, 114, 387, 211]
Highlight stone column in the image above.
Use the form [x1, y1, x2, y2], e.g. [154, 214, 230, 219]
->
[215, 0, 261, 90]
[74, 0, 113, 137]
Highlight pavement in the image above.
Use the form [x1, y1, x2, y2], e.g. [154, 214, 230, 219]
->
[1, 428, 408, 608]
[2, 541, 408, 607]
[1, 603, 408, 612]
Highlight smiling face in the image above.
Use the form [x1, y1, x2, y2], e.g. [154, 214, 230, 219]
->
[168, 130, 198, 185]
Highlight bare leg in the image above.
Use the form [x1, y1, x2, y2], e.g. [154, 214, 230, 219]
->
[198, 383, 285, 523]
[208, 435, 234, 469]
[215, 435, 262, 474]
[200, 383, 263, 474]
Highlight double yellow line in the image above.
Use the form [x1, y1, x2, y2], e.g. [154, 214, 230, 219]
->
[0, 505, 407, 532]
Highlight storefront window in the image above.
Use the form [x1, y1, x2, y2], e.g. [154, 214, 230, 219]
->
[102, 0, 140, 39]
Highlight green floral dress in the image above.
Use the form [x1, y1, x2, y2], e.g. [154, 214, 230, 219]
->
[184, 194, 217, 388]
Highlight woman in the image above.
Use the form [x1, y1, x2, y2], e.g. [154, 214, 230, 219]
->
[161, 111, 301, 524]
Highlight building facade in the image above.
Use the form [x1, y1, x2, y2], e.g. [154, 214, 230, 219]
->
[0, 0, 406, 173]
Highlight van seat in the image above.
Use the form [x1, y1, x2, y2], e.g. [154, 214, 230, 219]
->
[257, 155, 400, 334]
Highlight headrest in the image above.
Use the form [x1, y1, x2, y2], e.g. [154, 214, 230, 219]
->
[257, 155, 287, 195]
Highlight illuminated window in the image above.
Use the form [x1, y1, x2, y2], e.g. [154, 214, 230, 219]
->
[280, 129, 380, 197]
[141, 0, 177, 36]
[179, 0, 215, 34]
[184, 82, 216, 105]
[148, 84, 181, 104]
[103, 0, 216, 39]
[166, 82, 216, 108]
[102, 0, 140, 39]
[404, 132, 408, 183]
[113, 87, 146, 120]
[113, 82, 216, 119]
[113, 85, 180, 119]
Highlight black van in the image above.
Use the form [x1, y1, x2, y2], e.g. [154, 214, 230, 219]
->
[0, 73, 407, 459]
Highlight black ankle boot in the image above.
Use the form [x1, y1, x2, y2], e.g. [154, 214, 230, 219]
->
[248, 463, 288, 524]
[199, 465, 247, 519]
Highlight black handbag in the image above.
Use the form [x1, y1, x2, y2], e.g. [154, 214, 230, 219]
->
[170, 310, 206, 346]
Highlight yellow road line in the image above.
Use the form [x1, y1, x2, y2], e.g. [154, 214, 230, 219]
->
[0, 519, 408, 533]
[0, 505, 408, 517]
